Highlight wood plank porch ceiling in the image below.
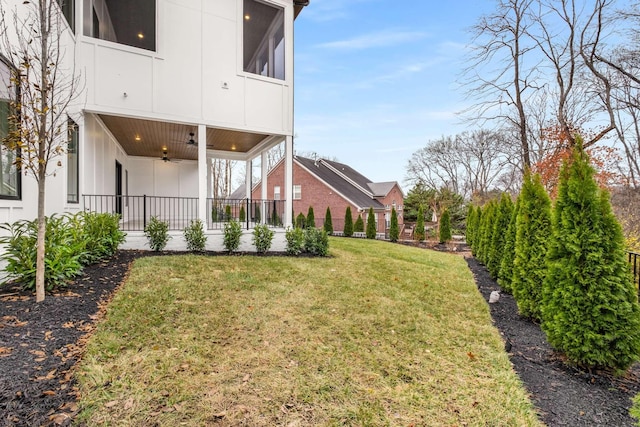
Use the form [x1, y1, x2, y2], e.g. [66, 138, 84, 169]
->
[98, 114, 270, 160]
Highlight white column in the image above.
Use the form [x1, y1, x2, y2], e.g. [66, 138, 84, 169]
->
[284, 135, 293, 227]
[198, 124, 207, 224]
[245, 159, 252, 201]
[261, 150, 268, 223]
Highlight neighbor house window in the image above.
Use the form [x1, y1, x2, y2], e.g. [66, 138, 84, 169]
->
[243, 0, 285, 80]
[57, 0, 75, 33]
[0, 58, 20, 200]
[83, 0, 156, 51]
[293, 184, 301, 200]
[67, 119, 79, 203]
[274, 185, 280, 200]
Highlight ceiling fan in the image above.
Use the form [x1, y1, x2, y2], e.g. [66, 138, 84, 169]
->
[161, 148, 170, 162]
[186, 132, 197, 146]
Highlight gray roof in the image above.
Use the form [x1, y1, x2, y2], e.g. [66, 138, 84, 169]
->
[368, 181, 397, 197]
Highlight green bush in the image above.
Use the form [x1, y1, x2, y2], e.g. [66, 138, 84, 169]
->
[476, 201, 495, 264]
[631, 394, 640, 425]
[304, 227, 329, 256]
[224, 205, 232, 221]
[324, 207, 333, 235]
[512, 173, 551, 321]
[254, 205, 261, 223]
[465, 204, 476, 247]
[285, 227, 305, 255]
[354, 216, 364, 233]
[470, 206, 482, 256]
[541, 141, 640, 370]
[183, 219, 207, 252]
[252, 223, 275, 253]
[81, 212, 126, 263]
[344, 207, 354, 237]
[296, 213, 306, 229]
[415, 206, 425, 241]
[439, 209, 452, 243]
[0, 214, 86, 290]
[306, 206, 315, 228]
[270, 209, 281, 227]
[488, 194, 513, 278]
[239, 205, 246, 222]
[223, 220, 243, 252]
[498, 196, 520, 293]
[144, 216, 171, 251]
[389, 207, 399, 242]
[366, 207, 376, 239]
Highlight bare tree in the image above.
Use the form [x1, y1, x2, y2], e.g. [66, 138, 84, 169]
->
[463, 0, 539, 167]
[210, 158, 235, 199]
[0, 0, 80, 302]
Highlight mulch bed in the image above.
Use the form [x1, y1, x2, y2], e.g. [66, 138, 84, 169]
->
[1, 247, 640, 426]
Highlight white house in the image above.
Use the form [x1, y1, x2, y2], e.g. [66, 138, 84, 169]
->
[0, 0, 308, 242]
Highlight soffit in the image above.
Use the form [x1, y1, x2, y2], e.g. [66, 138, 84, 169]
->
[98, 114, 270, 160]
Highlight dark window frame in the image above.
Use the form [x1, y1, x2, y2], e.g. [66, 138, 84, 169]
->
[67, 118, 79, 204]
[0, 55, 21, 201]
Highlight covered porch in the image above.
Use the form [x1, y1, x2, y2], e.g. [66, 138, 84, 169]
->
[82, 113, 294, 231]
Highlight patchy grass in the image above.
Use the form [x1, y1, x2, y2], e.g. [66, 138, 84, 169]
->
[75, 238, 541, 426]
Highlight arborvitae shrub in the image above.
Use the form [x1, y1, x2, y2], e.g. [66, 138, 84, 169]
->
[324, 207, 333, 235]
[465, 204, 475, 247]
[488, 194, 513, 278]
[224, 205, 232, 221]
[306, 206, 316, 228]
[254, 205, 261, 223]
[471, 206, 482, 257]
[498, 196, 520, 293]
[541, 141, 640, 370]
[512, 172, 552, 321]
[344, 207, 354, 237]
[439, 209, 452, 243]
[239, 205, 246, 222]
[296, 213, 306, 229]
[354, 216, 364, 233]
[477, 201, 496, 265]
[389, 207, 399, 242]
[366, 207, 376, 239]
[415, 206, 425, 241]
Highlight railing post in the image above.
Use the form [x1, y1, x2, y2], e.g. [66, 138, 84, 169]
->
[143, 194, 147, 230]
[246, 198, 250, 230]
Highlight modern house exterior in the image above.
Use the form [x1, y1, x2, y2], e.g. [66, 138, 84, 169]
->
[0, 0, 308, 238]
[232, 155, 405, 234]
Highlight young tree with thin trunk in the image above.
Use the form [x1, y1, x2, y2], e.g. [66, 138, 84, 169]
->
[389, 207, 399, 243]
[1, 0, 80, 302]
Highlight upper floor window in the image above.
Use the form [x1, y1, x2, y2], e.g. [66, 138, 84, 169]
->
[243, 0, 285, 80]
[274, 185, 280, 200]
[57, 0, 75, 33]
[67, 119, 79, 203]
[83, 0, 156, 51]
[0, 59, 20, 200]
[293, 184, 301, 200]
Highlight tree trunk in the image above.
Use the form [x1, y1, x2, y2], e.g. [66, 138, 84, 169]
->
[35, 172, 46, 302]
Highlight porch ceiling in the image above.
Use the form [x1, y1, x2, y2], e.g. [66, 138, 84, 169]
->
[98, 114, 270, 160]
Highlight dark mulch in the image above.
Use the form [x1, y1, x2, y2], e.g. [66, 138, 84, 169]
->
[466, 255, 640, 426]
[2, 247, 640, 426]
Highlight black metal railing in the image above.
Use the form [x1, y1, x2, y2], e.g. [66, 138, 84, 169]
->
[628, 251, 640, 300]
[207, 198, 285, 230]
[83, 195, 198, 231]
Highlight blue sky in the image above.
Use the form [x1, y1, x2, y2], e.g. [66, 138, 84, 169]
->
[293, 0, 496, 186]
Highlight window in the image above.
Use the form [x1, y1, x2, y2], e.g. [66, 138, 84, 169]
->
[67, 119, 79, 203]
[274, 185, 280, 200]
[243, 0, 285, 80]
[83, 0, 156, 51]
[57, 0, 75, 33]
[293, 184, 301, 200]
[0, 58, 20, 200]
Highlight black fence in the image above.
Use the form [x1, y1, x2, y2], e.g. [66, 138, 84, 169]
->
[207, 198, 285, 230]
[629, 251, 640, 299]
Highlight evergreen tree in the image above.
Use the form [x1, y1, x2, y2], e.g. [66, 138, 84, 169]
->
[512, 172, 552, 321]
[477, 201, 496, 264]
[354, 216, 364, 232]
[439, 209, 452, 243]
[415, 206, 425, 241]
[224, 205, 232, 221]
[542, 141, 640, 370]
[324, 207, 333, 235]
[344, 206, 354, 237]
[389, 207, 399, 242]
[254, 205, 261, 223]
[465, 204, 476, 247]
[306, 206, 316, 228]
[488, 194, 514, 278]
[366, 207, 376, 239]
[239, 205, 246, 222]
[471, 206, 482, 257]
[498, 196, 520, 293]
[296, 213, 306, 229]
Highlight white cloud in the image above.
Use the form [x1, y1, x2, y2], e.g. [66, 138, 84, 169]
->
[301, 0, 377, 22]
[316, 29, 429, 51]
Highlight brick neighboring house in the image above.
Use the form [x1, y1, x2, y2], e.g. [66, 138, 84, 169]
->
[233, 156, 404, 233]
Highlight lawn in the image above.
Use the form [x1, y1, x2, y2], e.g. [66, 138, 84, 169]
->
[75, 237, 541, 426]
